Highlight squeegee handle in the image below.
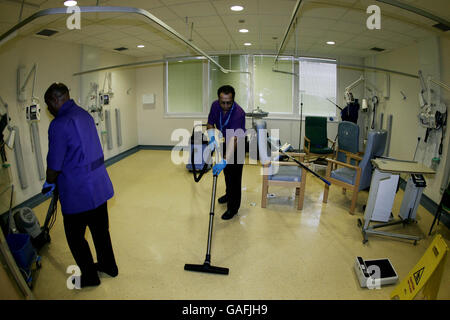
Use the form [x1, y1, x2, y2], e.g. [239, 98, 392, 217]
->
[290, 156, 331, 186]
[276, 145, 331, 186]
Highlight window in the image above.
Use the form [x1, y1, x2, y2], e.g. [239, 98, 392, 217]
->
[299, 58, 337, 118]
[164, 55, 337, 118]
[166, 59, 204, 114]
[209, 55, 250, 109]
[254, 55, 294, 114]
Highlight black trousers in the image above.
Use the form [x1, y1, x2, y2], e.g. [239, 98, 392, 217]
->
[63, 202, 117, 278]
[223, 163, 244, 214]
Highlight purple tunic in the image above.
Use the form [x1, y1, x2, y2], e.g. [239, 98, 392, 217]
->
[46, 99, 114, 214]
[207, 100, 246, 139]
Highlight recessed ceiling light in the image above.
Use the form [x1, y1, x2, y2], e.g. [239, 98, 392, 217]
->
[326, 41, 336, 45]
[244, 42, 252, 46]
[239, 29, 249, 33]
[231, 5, 244, 11]
[64, 1, 77, 6]
[137, 45, 145, 48]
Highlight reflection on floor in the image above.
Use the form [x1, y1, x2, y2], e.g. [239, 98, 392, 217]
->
[29, 150, 450, 300]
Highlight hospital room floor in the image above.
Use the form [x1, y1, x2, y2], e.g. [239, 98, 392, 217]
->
[29, 150, 450, 300]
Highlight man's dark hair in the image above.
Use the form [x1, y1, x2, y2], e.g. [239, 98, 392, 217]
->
[45, 82, 69, 102]
[217, 85, 235, 99]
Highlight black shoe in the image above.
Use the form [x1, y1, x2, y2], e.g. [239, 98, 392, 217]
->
[221, 210, 237, 220]
[72, 275, 101, 288]
[218, 195, 228, 204]
[95, 263, 118, 277]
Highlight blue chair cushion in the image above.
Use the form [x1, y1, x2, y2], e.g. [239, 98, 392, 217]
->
[268, 165, 302, 182]
[331, 167, 356, 185]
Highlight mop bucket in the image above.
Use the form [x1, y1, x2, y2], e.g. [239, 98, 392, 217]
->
[6, 233, 40, 285]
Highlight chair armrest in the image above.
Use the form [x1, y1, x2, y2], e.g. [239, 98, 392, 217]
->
[304, 137, 310, 153]
[336, 149, 363, 162]
[285, 152, 305, 161]
[348, 152, 363, 162]
[272, 161, 305, 167]
[324, 158, 360, 171]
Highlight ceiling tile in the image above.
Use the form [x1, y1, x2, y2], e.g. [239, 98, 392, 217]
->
[301, 5, 348, 20]
[145, 6, 180, 21]
[104, 0, 163, 8]
[331, 21, 366, 35]
[298, 16, 338, 30]
[258, 0, 297, 15]
[167, 1, 217, 18]
[381, 17, 417, 34]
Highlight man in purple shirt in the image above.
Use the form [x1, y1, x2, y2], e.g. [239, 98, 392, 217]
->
[207, 85, 246, 220]
[43, 83, 118, 288]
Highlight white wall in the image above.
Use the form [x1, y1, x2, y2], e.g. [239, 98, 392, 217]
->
[0, 37, 138, 207]
[0, 36, 82, 206]
[135, 56, 364, 150]
[79, 45, 138, 160]
[364, 37, 450, 204]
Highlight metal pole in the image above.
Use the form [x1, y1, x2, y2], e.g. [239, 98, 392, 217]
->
[206, 175, 217, 261]
[0, 6, 247, 75]
[376, 0, 450, 29]
[274, 0, 303, 65]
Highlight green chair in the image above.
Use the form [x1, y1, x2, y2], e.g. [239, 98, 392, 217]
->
[429, 182, 450, 236]
[303, 116, 335, 162]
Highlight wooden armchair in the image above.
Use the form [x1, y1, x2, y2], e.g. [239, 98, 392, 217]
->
[304, 116, 335, 162]
[323, 130, 387, 214]
[256, 120, 308, 210]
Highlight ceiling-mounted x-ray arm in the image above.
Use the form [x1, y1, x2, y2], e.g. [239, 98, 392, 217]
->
[345, 75, 384, 103]
[419, 70, 450, 109]
[17, 63, 38, 103]
[0, 6, 246, 75]
[344, 75, 364, 103]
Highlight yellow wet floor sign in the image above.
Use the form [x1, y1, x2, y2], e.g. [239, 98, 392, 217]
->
[391, 234, 448, 300]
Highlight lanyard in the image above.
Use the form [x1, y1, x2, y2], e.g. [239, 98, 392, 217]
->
[219, 103, 235, 132]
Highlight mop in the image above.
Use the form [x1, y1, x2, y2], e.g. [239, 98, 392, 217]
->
[184, 145, 229, 275]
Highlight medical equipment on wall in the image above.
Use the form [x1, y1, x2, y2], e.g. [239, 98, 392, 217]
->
[25, 104, 40, 122]
[0, 96, 28, 188]
[417, 70, 448, 170]
[418, 71, 448, 140]
[99, 72, 114, 107]
[86, 82, 103, 121]
[361, 98, 369, 111]
[0, 98, 9, 162]
[17, 64, 37, 104]
[344, 75, 365, 104]
[16, 64, 45, 181]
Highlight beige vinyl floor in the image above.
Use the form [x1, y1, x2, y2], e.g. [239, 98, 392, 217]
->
[29, 150, 450, 300]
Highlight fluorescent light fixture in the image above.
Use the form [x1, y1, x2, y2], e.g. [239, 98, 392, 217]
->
[231, 5, 244, 11]
[137, 45, 145, 48]
[244, 42, 252, 46]
[239, 29, 249, 33]
[326, 41, 335, 45]
[64, 1, 77, 6]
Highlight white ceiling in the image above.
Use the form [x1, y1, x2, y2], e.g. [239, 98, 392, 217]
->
[0, 0, 448, 59]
